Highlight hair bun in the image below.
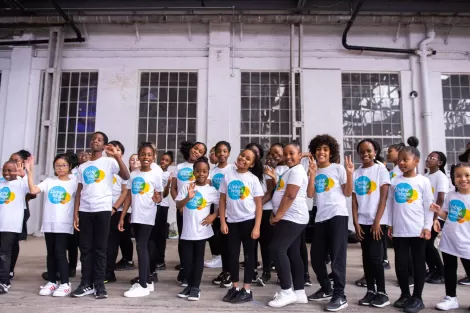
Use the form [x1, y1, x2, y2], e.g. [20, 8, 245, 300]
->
[407, 136, 419, 148]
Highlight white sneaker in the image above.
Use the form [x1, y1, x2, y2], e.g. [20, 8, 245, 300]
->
[268, 288, 297, 308]
[295, 289, 308, 304]
[39, 282, 58, 296]
[147, 282, 154, 292]
[124, 283, 150, 298]
[53, 283, 72, 297]
[436, 296, 459, 311]
[204, 255, 222, 268]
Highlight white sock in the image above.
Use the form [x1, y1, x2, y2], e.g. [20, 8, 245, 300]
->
[235, 287, 240, 291]
[245, 289, 251, 294]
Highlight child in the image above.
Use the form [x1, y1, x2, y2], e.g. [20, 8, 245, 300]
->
[267, 142, 310, 308]
[219, 148, 264, 304]
[430, 163, 470, 311]
[352, 139, 391, 308]
[72, 131, 130, 299]
[0, 160, 29, 294]
[25, 154, 78, 297]
[170, 141, 207, 285]
[208, 141, 235, 287]
[175, 157, 220, 301]
[119, 142, 162, 298]
[424, 151, 448, 284]
[388, 145, 433, 313]
[307, 134, 353, 312]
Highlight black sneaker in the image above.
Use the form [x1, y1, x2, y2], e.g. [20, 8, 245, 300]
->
[175, 264, 181, 271]
[72, 283, 95, 297]
[304, 273, 312, 287]
[94, 284, 107, 299]
[181, 279, 188, 287]
[251, 271, 259, 283]
[177, 286, 191, 298]
[383, 260, 391, 270]
[69, 269, 76, 278]
[130, 276, 139, 285]
[394, 294, 411, 308]
[426, 274, 444, 284]
[308, 287, 333, 302]
[223, 287, 239, 302]
[355, 276, 367, 287]
[370, 292, 391, 308]
[156, 263, 166, 271]
[188, 287, 200, 301]
[212, 272, 224, 285]
[257, 271, 271, 287]
[0, 284, 8, 294]
[150, 272, 159, 283]
[220, 272, 233, 288]
[230, 288, 253, 303]
[459, 276, 470, 285]
[104, 274, 116, 284]
[325, 295, 348, 312]
[115, 260, 134, 271]
[403, 297, 425, 313]
[358, 291, 375, 306]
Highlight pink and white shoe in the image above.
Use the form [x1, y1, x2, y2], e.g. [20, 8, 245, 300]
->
[53, 283, 72, 297]
[39, 282, 58, 296]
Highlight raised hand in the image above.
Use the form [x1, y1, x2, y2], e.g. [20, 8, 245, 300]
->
[345, 155, 354, 174]
[14, 161, 25, 177]
[264, 165, 276, 180]
[429, 203, 441, 213]
[308, 154, 317, 173]
[24, 156, 34, 173]
[187, 183, 196, 200]
[104, 145, 121, 158]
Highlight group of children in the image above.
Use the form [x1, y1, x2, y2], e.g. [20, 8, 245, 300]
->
[0, 131, 469, 313]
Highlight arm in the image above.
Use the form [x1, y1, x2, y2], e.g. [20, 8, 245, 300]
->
[219, 193, 228, 234]
[433, 192, 446, 221]
[170, 177, 178, 200]
[73, 183, 83, 231]
[371, 184, 390, 240]
[307, 170, 316, 198]
[262, 178, 275, 205]
[24, 161, 41, 195]
[251, 196, 263, 239]
[272, 184, 300, 222]
[352, 193, 364, 241]
[342, 156, 354, 197]
[118, 192, 132, 231]
[163, 178, 171, 198]
[116, 156, 130, 180]
[113, 185, 128, 211]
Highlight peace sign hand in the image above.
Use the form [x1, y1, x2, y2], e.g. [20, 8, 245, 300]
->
[308, 154, 317, 173]
[344, 155, 354, 174]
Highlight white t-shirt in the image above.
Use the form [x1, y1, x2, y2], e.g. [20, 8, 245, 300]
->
[275, 165, 289, 179]
[262, 175, 274, 211]
[0, 178, 29, 233]
[219, 168, 264, 223]
[272, 164, 309, 224]
[314, 163, 349, 223]
[353, 163, 391, 225]
[127, 169, 163, 226]
[77, 157, 120, 212]
[389, 175, 434, 237]
[439, 191, 470, 260]
[112, 175, 127, 211]
[210, 164, 236, 210]
[174, 162, 195, 193]
[176, 184, 220, 240]
[37, 177, 78, 234]
[390, 165, 403, 181]
[425, 170, 449, 221]
[160, 170, 171, 207]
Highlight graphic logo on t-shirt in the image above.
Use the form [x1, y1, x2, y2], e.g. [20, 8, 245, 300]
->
[390, 172, 397, 180]
[48, 186, 72, 204]
[212, 173, 224, 191]
[83, 166, 105, 184]
[276, 176, 285, 191]
[0, 187, 15, 204]
[432, 187, 435, 194]
[186, 191, 207, 210]
[0, 177, 5, 183]
[227, 180, 250, 200]
[448, 199, 470, 223]
[315, 174, 334, 193]
[113, 176, 117, 184]
[355, 176, 377, 196]
[178, 167, 195, 182]
[131, 177, 150, 195]
[394, 183, 418, 204]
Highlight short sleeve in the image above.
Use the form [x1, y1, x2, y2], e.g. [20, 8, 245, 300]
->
[442, 193, 450, 213]
[251, 177, 264, 197]
[352, 170, 358, 194]
[219, 176, 227, 194]
[175, 184, 188, 201]
[264, 174, 272, 181]
[37, 178, 49, 193]
[436, 174, 449, 193]
[153, 172, 163, 193]
[126, 173, 134, 190]
[77, 166, 83, 184]
[286, 167, 304, 187]
[379, 166, 391, 187]
[338, 165, 347, 185]
[210, 187, 221, 205]
[173, 165, 180, 178]
[110, 158, 120, 175]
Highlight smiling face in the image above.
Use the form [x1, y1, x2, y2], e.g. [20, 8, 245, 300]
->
[90, 133, 105, 152]
[398, 150, 419, 174]
[189, 143, 206, 162]
[194, 161, 209, 184]
[270, 145, 284, 165]
[315, 144, 331, 166]
[2, 162, 17, 181]
[283, 144, 301, 168]
[266, 152, 277, 168]
[216, 144, 230, 165]
[54, 157, 71, 178]
[455, 166, 470, 192]
[358, 141, 376, 167]
[236, 149, 256, 171]
[138, 147, 155, 170]
[129, 154, 141, 171]
[159, 154, 172, 171]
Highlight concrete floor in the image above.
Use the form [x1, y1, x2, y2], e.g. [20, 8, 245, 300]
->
[2, 237, 469, 313]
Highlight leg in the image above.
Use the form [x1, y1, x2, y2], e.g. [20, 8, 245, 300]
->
[44, 233, 57, 283]
[380, 225, 389, 263]
[0, 232, 17, 285]
[393, 237, 411, 297]
[78, 212, 94, 285]
[191, 240, 206, 288]
[360, 225, 375, 292]
[409, 238, 426, 298]
[9, 239, 19, 274]
[92, 211, 111, 285]
[425, 223, 444, 277]
[180, 240, 194, 287]
[259, 210, 273, 273]
[311, 220, 331, 292]
[120, 213, 134, 261]
[327, 216, 348, 297]
[287, 225, 307, 290]
[227, 222, 242, 285]
[106, 211, 121, 277]
[176, 209, 183, 266]
[67, 230, 79, 271]
[217, 218, 230, 273]
[148, 215, 159, 274]
[442, 252, 458, 297]
[240, 219, 256, 285]
[155, 206, 169, 265]
[55, 234, 70, 284]
[367, 226, 385, 293]
[207, 204, 221, 257]
[133, 224, 152, 288]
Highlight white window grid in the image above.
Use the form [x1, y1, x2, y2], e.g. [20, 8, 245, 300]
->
[138, 72, 198, 164]
[442, 74, 470, 165]
[240, 71, 301, 155]
[56, 72, 98, 154]
[342, 72, 403, 167]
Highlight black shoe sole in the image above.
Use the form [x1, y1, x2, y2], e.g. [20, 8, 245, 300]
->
[115, 267, 134, 271]
[230, 298, 253, 304]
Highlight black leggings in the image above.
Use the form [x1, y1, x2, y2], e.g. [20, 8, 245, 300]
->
[425, 219, 444, 276]
[133, 223, 153, 288]
[106, 211, 125, 276]
[360, 225, 386, 293]
[393, 237, 426, 298]
[149, 206, 169, 272]
[176, 209, 183, 268]
[300, 229, 308, 274]
[0, 232, 18, 285]
[68, 230, 79, 270]
[181, 239, 206, 288]
[45, 233, 69, 284]
[213, 217, 229, 272]
[120, 213, 133, 261]
[381, 225, 389, 262]
[227, 219, 255, 284]
[442, 252, 470, 297]
[270, 220, 306, 290]
[208, 205, 221, 256]
[259, 210, 274, 273]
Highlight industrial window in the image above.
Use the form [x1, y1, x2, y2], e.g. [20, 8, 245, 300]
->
[342, 73, 403, 166]
[56, 72, 98, 154]
[442, 74, 470, 165]
[138, 72, 198, 164]
[240, 72, 301, 155]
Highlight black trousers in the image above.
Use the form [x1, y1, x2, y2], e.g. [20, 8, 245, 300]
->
[360, 224, 386, 293]
[0, 232, 18, 285]
[176, 209, 183, 268]
[208, 205, 221, 256]
[311, 216, 348, 297]
[106, 211, 124, 277]
[425, 219, 444, 277]
[212, 217, 229, 272]
[393, 237, 426, 298]
[78, 211, 111, 285]
[442, 252, 470, 297]
[259, 210, 274, 273]
[68, 230, 79, 270]
[227, 219, 256, 284]
[181, 239, 206, 288]
[119, 213, 133, 261]
[270, 220, 306, 290]
[149, 206, 169, 273]
[381, 225, 389, 262]
[133, 223, 153, 288]
[45, 233, 69, 284]
[9, 240, 19, 274]
[300, 229, 309, 274]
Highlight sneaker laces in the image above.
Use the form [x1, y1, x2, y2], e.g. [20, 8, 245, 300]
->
[130, 283, 141, 290]
[442, 296, 453, 303]
[56, 283, 70, 292]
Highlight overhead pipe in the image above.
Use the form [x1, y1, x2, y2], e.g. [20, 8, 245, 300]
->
[290, 24, 297, 140]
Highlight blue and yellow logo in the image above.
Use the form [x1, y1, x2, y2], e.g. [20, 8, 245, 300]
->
[186, 191, 207, 210]
[83, 166, 105, 184]
[48, 186, 71, 204]
[355, 176, 377, 196]
[448, 199, 470, 223]
[394, 183, 418, 204]
[227, 180, 250, 200]
[315, 174, 334, 193]
[212, 173, 224, 191]
[0, 187, 15, 204]
[178, 168, 195, 182]
[131, 177, 150, 195]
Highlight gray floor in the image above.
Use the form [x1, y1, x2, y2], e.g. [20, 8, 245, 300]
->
[2, 237, 468, 312]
